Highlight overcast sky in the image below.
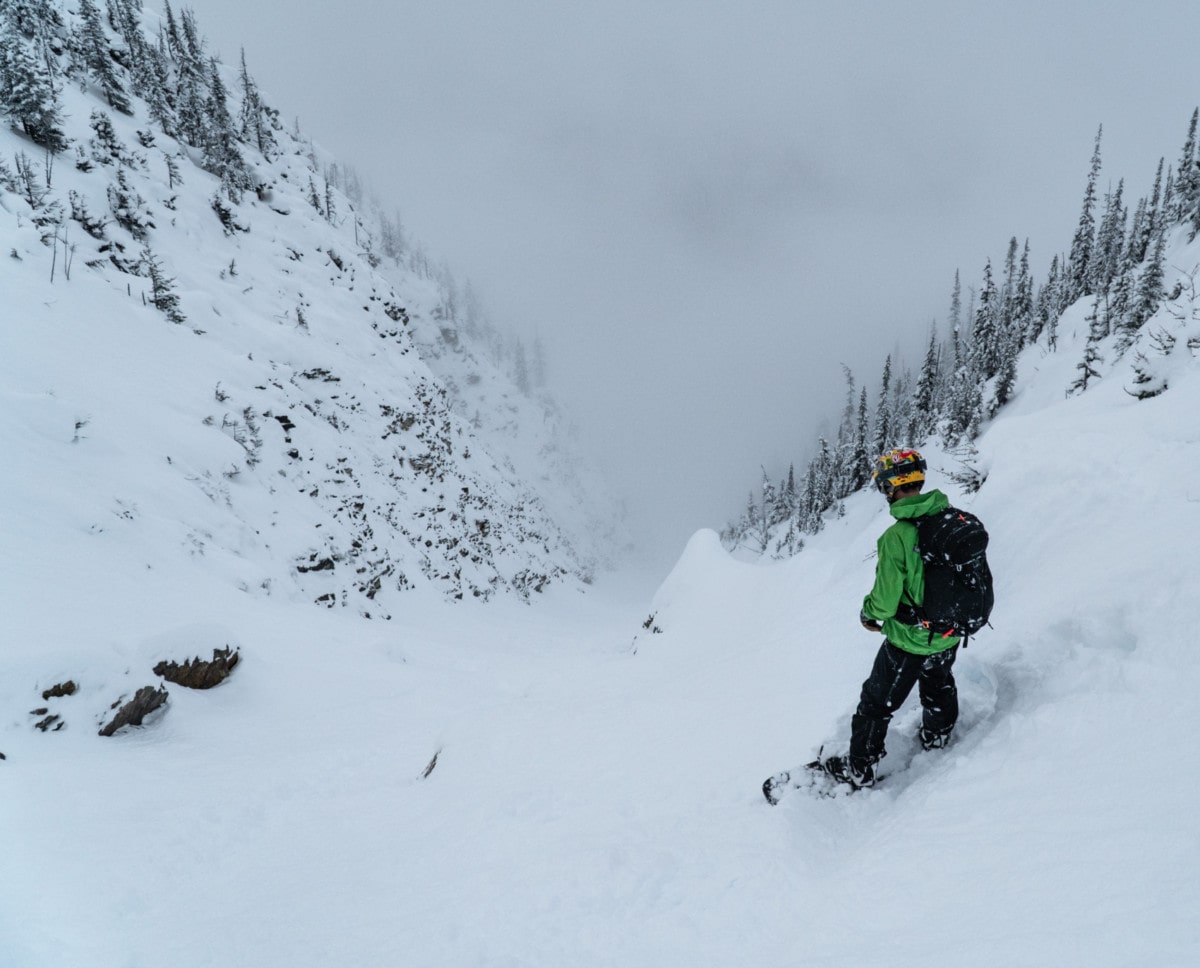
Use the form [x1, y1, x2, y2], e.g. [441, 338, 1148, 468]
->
[184, 0, 1200, 562]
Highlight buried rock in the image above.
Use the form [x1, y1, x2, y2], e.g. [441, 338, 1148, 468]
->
[98, 685, 169, 737]
[153, 646, 240, 690]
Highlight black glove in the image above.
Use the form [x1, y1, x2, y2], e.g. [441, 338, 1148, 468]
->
[860, 609, 883, 632]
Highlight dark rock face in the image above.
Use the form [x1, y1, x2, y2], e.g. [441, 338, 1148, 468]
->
[41, 681, 78, 700]
[98, 686, 169, 737]
[153, 647, 240, 690]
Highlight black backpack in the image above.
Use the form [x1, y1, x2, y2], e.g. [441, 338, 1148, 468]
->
[898, 507, 994, 643]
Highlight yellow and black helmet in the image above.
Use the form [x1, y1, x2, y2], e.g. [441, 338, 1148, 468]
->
[872, 448, 927, 494]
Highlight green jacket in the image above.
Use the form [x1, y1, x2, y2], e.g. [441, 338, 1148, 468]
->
[861, 488, 961, 656]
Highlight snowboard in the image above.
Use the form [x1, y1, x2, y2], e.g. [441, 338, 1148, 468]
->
[761, 756, 878, 804]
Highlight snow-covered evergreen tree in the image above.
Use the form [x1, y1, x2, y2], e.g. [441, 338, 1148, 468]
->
[140, 243, 186, 323]
[910, 323, 939, 440]
[73, 0, 131, 114]
[237, 48, 276, 160]
[1070, 295, 1107, 395]
[1172, 108, 1198, 229]
[202, 56, 249, 199]
[0, 20, 67, 151]
[1093, 179, 1126, 294]
[871, 354, 892, 458]
[1066, 126, 1103, 304]
[971, 259, 1000, 380]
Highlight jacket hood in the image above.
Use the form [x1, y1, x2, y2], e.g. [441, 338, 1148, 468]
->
[889, 488, 950, 521]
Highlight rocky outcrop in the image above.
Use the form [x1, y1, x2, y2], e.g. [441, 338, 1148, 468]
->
[41, 681, 78, 700]
[99, 686, 169, 737]
[154, 647, 240, 690]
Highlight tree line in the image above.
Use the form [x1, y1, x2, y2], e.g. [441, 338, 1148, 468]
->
[724, 114, 1200, 555]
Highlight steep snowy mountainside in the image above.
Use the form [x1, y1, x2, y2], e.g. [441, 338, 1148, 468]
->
[1, 2, 622, 615]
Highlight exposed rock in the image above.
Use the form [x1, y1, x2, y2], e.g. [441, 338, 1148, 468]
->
[42, 680, 78, 700]
[34, 714, 62, 732]
[153, 646, 240, 690]
[99, 685, 168, 736]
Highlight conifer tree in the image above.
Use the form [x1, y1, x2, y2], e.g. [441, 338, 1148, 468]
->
[163, 149, 182, 189]
[1147, 158, 1165, 237]
[179, 6, 204, 64]
[851, 385, 870, 491]
[323, 172, 336, 223]
[202, 56, 248, 199]
[799, 460, 819, 534]
[1093, 179, 1126, 294]
[999, 237, 1019, 334]
[237, 48, 276, 159]
[910, 323, 940, 441]
[306, 175, 323, 215]
[889, 365, 914, 448]
[1014, 240, 1035, 343]
[74, 0, 131, 114]
[3, 0, 63, 40]
[971, 259, 1000, 379]
[948, 269, 962, 334]
[1129, 223, 1168, 331]
[872, 354, 893, 458]
[11, 147, 47, 208]
[1070, 295, 1106, 394]
[134, 31, 176, 135]
[165, 9, 207, 147]
[1110, 266, 1138, 351]
[759, 468, 777, 540]
[140, 244, 186, 323]
[944, 341, 982, 445]
[832, 368, 862, 497]
[112, 0, 154, 100]
[813, 438, 833, 522]
[1066, 126, 1103, 304]
[88, 109, 123, 165]
[1126, 195, 1148, 265]
[990, 339, 1019, 416]
[0, 27, 68, 151]
[1045, 259, 1065, 349]
[107, 166, 151, 238]
[1172, 108, 1199, 227]
[162, 1, 183, 62]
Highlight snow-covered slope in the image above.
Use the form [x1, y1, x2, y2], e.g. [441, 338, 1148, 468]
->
[5, 238, 1199, 967]
[1, 5, 623, 615]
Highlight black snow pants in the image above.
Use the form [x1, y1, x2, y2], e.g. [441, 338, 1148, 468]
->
[849, 640, 958, 766]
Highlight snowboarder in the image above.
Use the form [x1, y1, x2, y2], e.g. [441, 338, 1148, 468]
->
[816, 448, 961, 789]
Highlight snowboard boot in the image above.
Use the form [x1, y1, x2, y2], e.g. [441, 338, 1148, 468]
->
[815, 753, 877, 790]
[918, 725, 953, 751]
